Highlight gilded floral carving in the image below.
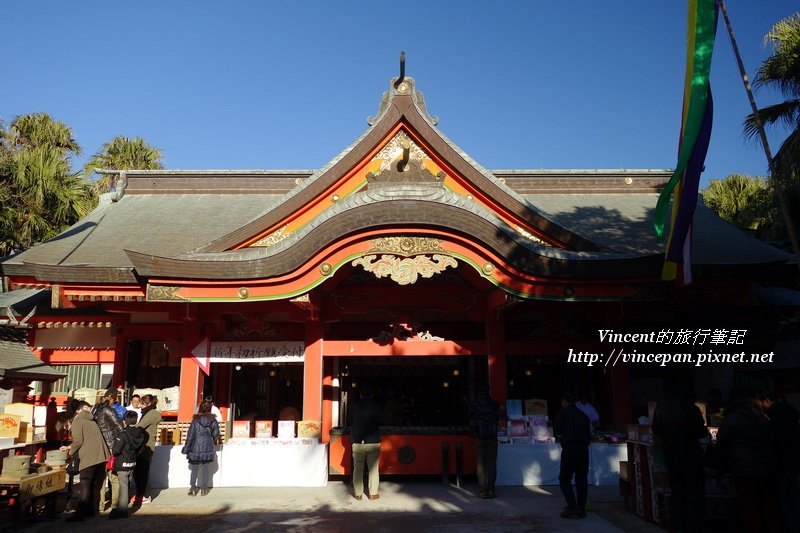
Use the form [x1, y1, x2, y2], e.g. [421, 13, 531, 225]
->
[352, 254, 457, 285]
[251, 225, 289, 247]
[363, 236, 448, 257]
[147, 285, 188, 302]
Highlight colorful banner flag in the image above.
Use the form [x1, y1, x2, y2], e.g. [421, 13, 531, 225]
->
[655, 0, 718, 283]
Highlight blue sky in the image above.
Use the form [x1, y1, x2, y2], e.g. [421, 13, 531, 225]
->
[2, 1, 797, 188]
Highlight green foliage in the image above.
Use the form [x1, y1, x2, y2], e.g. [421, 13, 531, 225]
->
[701, 174, 784, 240]
[83, 136, 163, 193]
[0, 114, 97, 255]
[744, 13, 800, 185]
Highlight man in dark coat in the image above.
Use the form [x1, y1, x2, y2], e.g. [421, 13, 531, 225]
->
[717, 391, 781, 532]
[652, 383, 708, 532]
[93, 388, 124, 512]
[469, 383, 500, 499]
[761, 391, 800, 531]
[553, 392, 591, 519]
[350, 385, 382, 500]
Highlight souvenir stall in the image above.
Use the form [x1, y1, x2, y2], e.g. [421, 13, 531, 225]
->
[495, 398, 627, 486]
[149, 340, 328, 488]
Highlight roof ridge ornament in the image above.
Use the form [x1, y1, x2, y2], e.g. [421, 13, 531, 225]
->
[368, 53, 439, 127]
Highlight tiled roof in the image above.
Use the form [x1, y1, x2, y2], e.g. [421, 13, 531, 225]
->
[0, 326, 65, 382]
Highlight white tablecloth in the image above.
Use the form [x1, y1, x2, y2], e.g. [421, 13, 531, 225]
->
[150, 439, 328, 488]
[496, 442, 626, 486]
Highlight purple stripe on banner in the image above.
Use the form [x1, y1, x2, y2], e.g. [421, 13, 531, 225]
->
[667, 87, 713, 263]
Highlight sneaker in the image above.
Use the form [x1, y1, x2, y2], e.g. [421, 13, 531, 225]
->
[140, 496, 152, 504]
[200, 489, 210, 496]
[368, 494, 380, 500]
[188, 489, 198, 496]
[109, 510, 128, 520]
[354, 494, 363, 500]
[486, 490, 497, 499]
[478, 489, 489, 499]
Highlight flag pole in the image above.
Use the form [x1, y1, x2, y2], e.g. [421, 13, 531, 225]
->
[717, 0, 800, 267]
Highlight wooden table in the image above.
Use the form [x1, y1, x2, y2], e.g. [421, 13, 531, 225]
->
[0, 468, 66, 522]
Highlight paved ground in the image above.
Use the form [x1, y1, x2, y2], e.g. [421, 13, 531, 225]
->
[14, 481, 663, 533]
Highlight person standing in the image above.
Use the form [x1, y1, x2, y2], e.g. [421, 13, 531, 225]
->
[92, 389, 124, 513]
[553, 392, 591, 519]
[182, 400, 221, 496]
[717, 390, 781, 533]
[60, 401, 109, 522]
[350, 385, 382, 500]
[126, 394, 142, 422]
[134, 394, 162, 504]
[469, 383, 499, 499]
[652, 383, 708, 532]
[109, 411, 146, 519]
[760, 391, 800, 532]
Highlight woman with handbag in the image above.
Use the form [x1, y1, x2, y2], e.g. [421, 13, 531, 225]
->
[134, 394, 162, 504]
[181, 400, 220, 496]
[60, 401, 109, 522]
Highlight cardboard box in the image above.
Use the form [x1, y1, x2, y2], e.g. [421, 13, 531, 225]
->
[254, 420, 273, 438]
[277, 420, 295, 439]
[0, 413, 22, 438]
[232, 421, 252, 438]
[297, 420, 321, 439]
[524, 399, 548, 416]
[3, 403, 34, 424]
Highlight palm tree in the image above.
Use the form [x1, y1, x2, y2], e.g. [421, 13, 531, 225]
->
[701, 174, 779, 238]
[744, 13, 800, 183]
[0, 114, 96, 255]
[83, 136, 163, 193]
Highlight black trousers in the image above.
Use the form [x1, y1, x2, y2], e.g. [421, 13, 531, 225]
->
[559, 443, 589, 509]
[475, 437, 498, 491]
[76, 462, 105, 518]
[665, 456, 705, 533]
[133, 447, 153, 497]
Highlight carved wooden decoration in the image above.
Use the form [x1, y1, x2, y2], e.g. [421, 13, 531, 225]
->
[352, 254, 457, 285]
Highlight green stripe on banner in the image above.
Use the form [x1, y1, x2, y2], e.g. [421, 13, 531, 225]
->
[654, 0, 717, 241]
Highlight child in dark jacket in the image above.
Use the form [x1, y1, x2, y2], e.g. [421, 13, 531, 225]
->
[110, 411, 146, 519]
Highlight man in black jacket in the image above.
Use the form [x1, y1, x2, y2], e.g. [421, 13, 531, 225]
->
[350, 385, 382, 500]
[93, 389, 124, 512]
[554, 392, 591, 519]
[652, 383, 708, 533]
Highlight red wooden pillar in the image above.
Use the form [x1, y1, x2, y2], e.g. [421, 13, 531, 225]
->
[486, 318, 507, 403]
[303, 316, 323, 421]
[112, 333, 128, 389]
[178, 314, 204, 422]
[321, 357, 334, 443]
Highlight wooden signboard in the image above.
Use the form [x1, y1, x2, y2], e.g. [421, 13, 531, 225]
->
[18, 469, 66, 501]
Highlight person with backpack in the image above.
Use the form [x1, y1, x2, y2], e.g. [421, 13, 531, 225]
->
[181, 400, 221, 496]
[469, 382, 500, 499]
[109, 411, 146, 519]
